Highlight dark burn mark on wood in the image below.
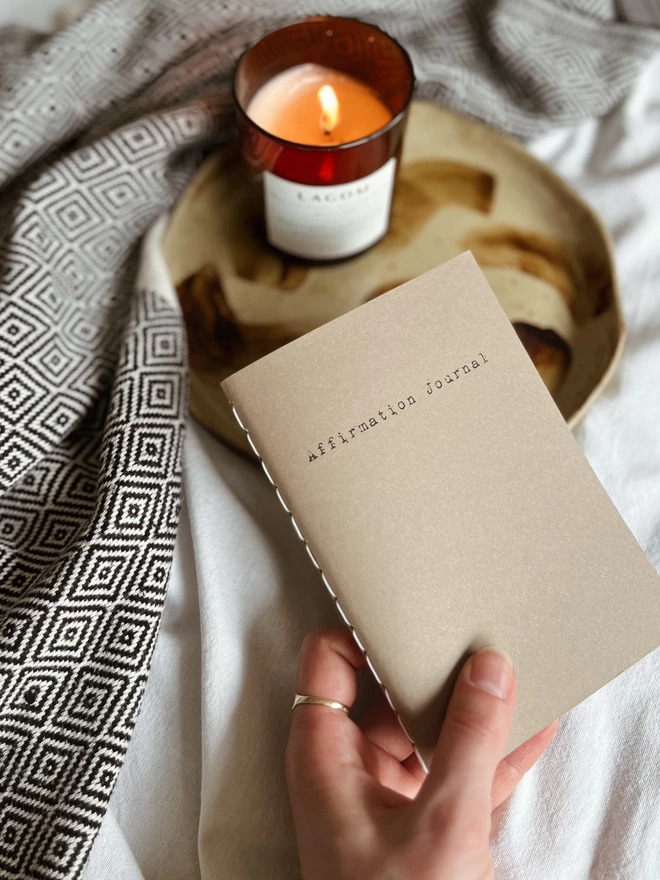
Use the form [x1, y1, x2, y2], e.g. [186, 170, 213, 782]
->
[463, 227, 612, 322]
[513, 321, 571, 395]
[176, 265, 294, 372]
[387, 160, 495, 246]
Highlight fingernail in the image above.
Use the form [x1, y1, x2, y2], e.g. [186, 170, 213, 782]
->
[470, 647, 513, 699]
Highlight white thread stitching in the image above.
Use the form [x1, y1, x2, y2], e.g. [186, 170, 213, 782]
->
[229, 402, 428, 773]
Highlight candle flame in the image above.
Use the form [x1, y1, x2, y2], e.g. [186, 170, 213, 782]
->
[318, 84, 339, 134]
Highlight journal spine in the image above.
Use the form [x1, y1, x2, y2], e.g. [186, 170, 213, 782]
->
[229, 402, 425, 770]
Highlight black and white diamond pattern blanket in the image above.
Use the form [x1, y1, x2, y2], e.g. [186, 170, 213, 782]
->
[0, 0, 659, 877]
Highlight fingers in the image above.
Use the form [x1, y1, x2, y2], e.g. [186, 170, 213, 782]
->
[358, 695, 415, 763]
[418, 648, 516, 821]
[491, 719, 559, 810]
[287, 627, 366, 781]
[402, 752, 427, 784]
[358, 649, 553, 810]
[295, 626, 366, 710]
[286, 630, 368, 878]
[288, 628, 425, 807]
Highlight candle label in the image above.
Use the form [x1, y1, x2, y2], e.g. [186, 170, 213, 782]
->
[263, 158, 396, 260]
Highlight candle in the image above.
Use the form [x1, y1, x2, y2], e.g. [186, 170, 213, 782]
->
[246, 63, 393, 147]
[233, 17, 414, 262]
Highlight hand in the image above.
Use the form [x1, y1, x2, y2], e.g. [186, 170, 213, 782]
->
[286, 627, 558, 880]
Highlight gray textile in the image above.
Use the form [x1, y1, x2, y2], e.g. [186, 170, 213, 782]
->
[1, 1, 659, 878]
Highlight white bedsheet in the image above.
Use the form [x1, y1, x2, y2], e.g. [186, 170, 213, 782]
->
[83, 51, 660, 880]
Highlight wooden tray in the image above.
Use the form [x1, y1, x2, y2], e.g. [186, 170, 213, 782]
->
[162, 100, 624, 455]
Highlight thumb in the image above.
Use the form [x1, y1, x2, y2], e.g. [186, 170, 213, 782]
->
[417, 648, 516, 821]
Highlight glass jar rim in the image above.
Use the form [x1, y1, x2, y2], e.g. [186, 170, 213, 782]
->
[232, 15, 415, 153]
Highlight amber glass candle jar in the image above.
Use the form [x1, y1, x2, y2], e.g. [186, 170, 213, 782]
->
[233, 16, 415, 261]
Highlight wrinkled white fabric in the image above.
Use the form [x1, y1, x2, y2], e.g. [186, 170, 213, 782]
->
[80, 50, 660, 880]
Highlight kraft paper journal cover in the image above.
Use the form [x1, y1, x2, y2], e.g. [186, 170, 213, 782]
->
[222, 252, 660, 770]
